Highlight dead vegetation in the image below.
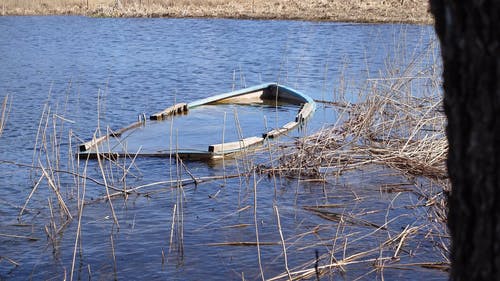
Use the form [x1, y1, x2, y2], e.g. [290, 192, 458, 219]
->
[271, 79, 447, 180]
[1, 0, 432, 23]
[255, 40, 450, 279]
[266, 40, 446, 181]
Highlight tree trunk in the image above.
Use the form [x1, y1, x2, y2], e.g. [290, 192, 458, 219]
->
[429, 1, 500, 280]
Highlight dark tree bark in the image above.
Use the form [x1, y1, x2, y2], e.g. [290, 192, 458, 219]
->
[429, 1, 500, 280]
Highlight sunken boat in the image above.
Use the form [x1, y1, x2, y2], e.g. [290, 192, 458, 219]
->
[78, 83, 316, 160]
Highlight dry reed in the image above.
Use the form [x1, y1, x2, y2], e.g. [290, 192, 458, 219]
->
[0, 0, 432, 24]
[253, 171, 265, 281]
[274, 205, 292, 280]
[0, 94, 10, 137]
[267, 42, 447, 182]
[259, 41, 450, 280]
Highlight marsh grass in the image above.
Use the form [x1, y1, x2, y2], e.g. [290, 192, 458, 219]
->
[0, 0, 432, 23]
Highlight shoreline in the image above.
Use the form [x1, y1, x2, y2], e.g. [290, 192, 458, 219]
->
[0, 0, 433, 24]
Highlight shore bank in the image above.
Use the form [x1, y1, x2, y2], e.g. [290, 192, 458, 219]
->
[1, 0, 432, 24]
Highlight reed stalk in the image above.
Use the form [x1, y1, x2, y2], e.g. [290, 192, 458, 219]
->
[110, 231, 117, 275]
[95, 133, 120, 229]
[0, 256, 20, 267]
[273, 205, 291, 280]
[70, 158, 87, 281]
[253, 171, 265, 281]
[168, 203, 177, 255]
[0, 94, 10, 137]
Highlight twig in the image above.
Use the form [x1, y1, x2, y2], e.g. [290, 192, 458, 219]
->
[39, 161, 73, 220]
[0, 233, 39, 241]
[95, 134, 120, 229]
[18, 174, 44, 220]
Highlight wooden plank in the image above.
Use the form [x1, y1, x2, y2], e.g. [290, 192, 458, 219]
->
[112, 120, 144, 137]
[283, 121, 299, 130]
[77, 151, 214, 161]
[79, 120, 145, 152]
[263, 128, 288, 138]
[210, 90, 264, 104]
[79, 135, 110, 152]
[295, 103, 314, 122]
[188, 84, 272, 108]
[208, 136, 264, 153]
[263, 121, 299, 138]
[150, 103, 188, 120]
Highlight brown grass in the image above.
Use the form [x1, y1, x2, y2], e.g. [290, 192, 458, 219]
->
[1, 0, 432, 24]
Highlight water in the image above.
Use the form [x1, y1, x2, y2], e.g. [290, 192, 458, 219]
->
[93, 102, 302, 155]
[0, 16, 445, 280]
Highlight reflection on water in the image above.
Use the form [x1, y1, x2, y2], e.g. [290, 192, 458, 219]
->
[0, 17, 445, 280]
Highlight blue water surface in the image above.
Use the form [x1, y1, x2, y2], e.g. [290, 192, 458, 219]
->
[0, 16, 444, 280]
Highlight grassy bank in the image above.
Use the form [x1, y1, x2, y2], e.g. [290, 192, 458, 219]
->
[1, 0, 432, 23]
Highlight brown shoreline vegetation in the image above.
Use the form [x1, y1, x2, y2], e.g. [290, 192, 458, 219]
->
[1, 0, 432, 24]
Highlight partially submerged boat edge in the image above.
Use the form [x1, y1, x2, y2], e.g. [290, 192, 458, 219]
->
[77, 83, 316, 160]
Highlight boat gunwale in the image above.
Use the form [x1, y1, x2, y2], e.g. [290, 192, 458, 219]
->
[77, 83, 316, 160]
